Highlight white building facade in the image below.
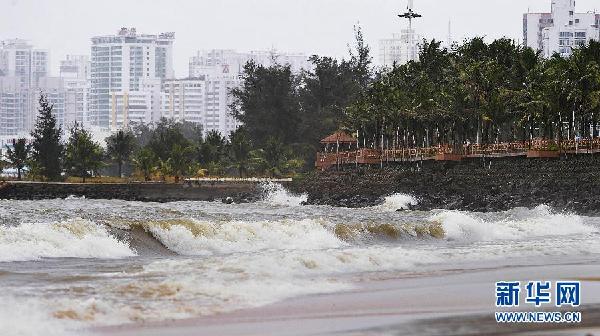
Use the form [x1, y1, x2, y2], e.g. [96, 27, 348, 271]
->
[162, 78, 206, 126]
[378, 29, 422, 68]
[90, 28, 175, 131]
[0, 39, 49, 136]
[185, 49, 309, 136]
[524, 0, 600, 57]
[60, 55, 90, 128]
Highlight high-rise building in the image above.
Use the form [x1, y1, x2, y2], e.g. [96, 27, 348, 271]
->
[59, 55, 90, 127]
[524, 0, 600, 57]
[60, 55, 90, 79]
[110, 78, 162, 129]
[185, 49, 309, 136]
[0, 76, 28, 136]
[162, 78, 207, 126]
[90, 28, 175, 130]
[189, 49, 310, 78]
[378, 29, 422, 68]
[0, 39, 50, 136]
[0, 39, 49, 89]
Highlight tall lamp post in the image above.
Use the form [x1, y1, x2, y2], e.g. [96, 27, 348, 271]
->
[398, 0, 422, 30]
[398, 0, 422, 62]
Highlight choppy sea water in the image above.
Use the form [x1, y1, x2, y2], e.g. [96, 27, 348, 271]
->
[0, 183, 599, 336]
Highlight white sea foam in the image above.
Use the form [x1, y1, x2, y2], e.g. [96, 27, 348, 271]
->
[0, 219, 136, 262]
[0, 296, 84, 336]
[260, 182, 307, 206]
[146, 218, 345, 255]
[431, 205, 598, 242]
[377, 193, 418, 211]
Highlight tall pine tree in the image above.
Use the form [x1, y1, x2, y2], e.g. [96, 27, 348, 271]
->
[30, 95, 63, 181]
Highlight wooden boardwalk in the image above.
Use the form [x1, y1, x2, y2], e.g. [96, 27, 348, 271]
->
[316, 139, 600, 170]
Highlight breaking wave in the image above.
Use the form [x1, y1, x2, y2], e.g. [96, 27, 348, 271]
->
[3, 199, 600, 332]
[2, 204, 595, 263]
[0, 219, 136, 262]
[333, 222, 444, 241]
[142, 218, 345, 255]
[260, 182, 307, 206]
[377, 193, 418, 211]
[430, 205, 598, 242]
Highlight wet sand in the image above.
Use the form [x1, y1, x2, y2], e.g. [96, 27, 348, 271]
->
[93, 262, 600, 336]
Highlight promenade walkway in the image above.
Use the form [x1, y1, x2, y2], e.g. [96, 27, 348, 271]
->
[316, 139, 600, 170]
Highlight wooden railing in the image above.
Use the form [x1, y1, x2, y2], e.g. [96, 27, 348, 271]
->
[316, 139, 600, 170]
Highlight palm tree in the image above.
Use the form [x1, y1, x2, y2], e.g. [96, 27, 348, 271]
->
[106, 130, 136, 178]
[5, 138, 30, 180]
[133, 148, 156, 182]
[168, 144, 195, 183]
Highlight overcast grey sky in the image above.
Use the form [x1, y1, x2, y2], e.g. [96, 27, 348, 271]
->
[1, 0, 599, 76]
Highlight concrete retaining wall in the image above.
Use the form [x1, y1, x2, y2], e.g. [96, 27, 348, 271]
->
[0, 181, 267, 202]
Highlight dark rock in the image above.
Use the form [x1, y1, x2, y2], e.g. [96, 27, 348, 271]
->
[288, 154, 600, 215]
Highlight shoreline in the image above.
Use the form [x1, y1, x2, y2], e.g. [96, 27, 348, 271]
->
[92, 262, 600, 336]
[292, 154, 600, 215]
[2, 154, 600, 215]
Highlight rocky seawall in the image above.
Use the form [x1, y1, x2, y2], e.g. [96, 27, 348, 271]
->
[0, 181, 262, 203]
[290, 154, 600, 215]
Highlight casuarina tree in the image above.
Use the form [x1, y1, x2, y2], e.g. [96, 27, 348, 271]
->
[4, 138, 31, 180]
[64, 124, 104, 182]
[228, 128, 252, 177]
[30, 95, 63, 181]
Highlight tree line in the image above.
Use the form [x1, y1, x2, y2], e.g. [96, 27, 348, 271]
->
[347, 38, 600, 151]
[1, 96, 304, 182]
[230, 32, 600, 159]
[229, 26, 372, 167]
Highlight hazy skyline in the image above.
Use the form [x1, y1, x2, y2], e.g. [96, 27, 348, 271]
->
[1, 0, 599, 77]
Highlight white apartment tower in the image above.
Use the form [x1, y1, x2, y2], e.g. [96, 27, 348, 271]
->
[378, 29, 422, 68]
[162, 78, 207, 127]
[59, 55, 90, 127]
[0, 39, 49, 136]
[524, 0, 600, 57]
[90, 28, 174, 130]
[60, 55, 90, 79]
[0, 39, 49, 89]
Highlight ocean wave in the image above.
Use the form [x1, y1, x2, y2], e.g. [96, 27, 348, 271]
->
[143, 217, 345, 255]
[0, 219, 136, 262]
[260, 182, 307, 206]
[430, 205, 598, 242]
[334, 222, 444, 241]
[377, 193, 418, 211]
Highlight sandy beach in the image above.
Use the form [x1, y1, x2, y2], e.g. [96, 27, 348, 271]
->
[94, 262, 600, 336]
